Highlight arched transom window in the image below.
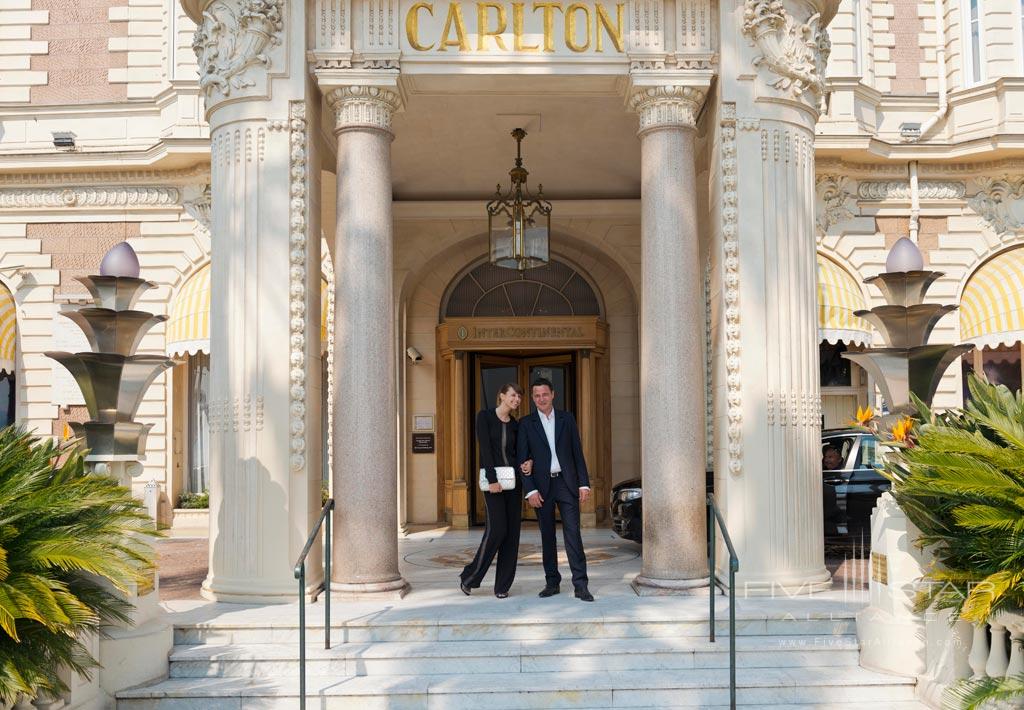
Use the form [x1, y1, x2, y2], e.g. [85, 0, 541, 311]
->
[443, 259, 602, 319]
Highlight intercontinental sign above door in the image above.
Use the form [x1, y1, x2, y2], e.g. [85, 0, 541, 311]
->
[309, 0, 716, 71]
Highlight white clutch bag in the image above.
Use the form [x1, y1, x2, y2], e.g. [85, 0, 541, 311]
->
[479, 466, 516, 491]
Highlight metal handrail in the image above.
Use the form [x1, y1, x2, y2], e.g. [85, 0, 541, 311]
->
[293, 497, 335, 710]
[707, 492, 739, 710]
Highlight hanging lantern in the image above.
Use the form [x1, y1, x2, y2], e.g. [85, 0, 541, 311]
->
[487, 128, 551, 270]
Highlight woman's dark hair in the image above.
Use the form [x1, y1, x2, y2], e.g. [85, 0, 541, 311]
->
[495, 382, 524, 406]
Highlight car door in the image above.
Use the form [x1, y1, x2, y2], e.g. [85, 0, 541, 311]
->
[846, 436, 890, 540]
[822, 435, 858, 535]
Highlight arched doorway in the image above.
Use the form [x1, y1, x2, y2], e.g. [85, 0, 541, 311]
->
[436, 258, 612, 528]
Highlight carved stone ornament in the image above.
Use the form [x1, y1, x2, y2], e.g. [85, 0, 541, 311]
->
[815, 175, 855, 235]
[192, 0, 285, 99]
[287, 102, 310, 472]
[0, 186, 179, 209]
[858, 180, 966, 201]
[327, 86, 402, 133]
[721, 103, 743, 475]
[968, 177, 1024, 234]
[628, 86, 707, 133]
[742, 0, 831, 97]
[182, 184, 212, 232]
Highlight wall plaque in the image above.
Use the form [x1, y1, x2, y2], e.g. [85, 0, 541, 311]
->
[412, 433, 435, 453]
[870, 552, 888, 585]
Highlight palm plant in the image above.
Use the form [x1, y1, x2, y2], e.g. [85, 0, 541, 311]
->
[0, 427, 158, 704]
[881, 374, 1024, 709]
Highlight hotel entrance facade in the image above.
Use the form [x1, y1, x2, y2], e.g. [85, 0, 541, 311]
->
[1, 0, 1023, 607]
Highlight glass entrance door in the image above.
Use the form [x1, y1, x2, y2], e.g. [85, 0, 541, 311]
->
[470, 353, 575, 525]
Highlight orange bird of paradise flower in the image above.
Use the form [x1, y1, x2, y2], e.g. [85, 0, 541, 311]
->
[849, 405, 874, 427]
[891, 417, 914, 443]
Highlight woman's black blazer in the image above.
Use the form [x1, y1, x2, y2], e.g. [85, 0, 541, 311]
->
[476, 408, 518, 485]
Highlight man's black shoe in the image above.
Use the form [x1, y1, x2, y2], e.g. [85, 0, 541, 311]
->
[574, 587, 594, 602]
[538, 585, 560, 598]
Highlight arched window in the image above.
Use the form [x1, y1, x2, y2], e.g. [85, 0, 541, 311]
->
[442, 259, 602, 319]
[0, 282, 14, 428]
[960, 246, 1024, 396]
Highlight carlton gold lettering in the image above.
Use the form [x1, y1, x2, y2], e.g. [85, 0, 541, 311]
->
[477, 2, 509, 50]
[564, 3, 590, 52]
[404, 1, 626, 54]
[532, 1, 562, 52]
[595, 3, 624, 52]
[511, 2, 539, 51]
[406, 2, 435, 50]
[439, 2, 470, 51]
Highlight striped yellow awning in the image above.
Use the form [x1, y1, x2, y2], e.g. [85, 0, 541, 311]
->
[960, 247, 1024, 348]
[0, 283, 15, 375]
[165, 263, 329, 356]
[165, 263, 211, 357]
[818, 254, 871, 346]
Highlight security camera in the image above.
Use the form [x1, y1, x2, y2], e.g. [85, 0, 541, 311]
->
[406, 347, 423, 363]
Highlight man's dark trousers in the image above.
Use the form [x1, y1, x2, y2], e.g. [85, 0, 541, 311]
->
[537, 474, 588, 589]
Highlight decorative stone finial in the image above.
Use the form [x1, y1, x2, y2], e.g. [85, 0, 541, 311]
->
[99, 242, 141, 279]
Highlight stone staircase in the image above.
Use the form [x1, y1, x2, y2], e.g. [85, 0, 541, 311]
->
[116, 605, 923, 709]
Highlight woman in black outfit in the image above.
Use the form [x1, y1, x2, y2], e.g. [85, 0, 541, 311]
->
[459, 382, 532, 598]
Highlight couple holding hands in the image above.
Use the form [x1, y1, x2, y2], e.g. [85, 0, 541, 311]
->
[458, 378, 594, 602]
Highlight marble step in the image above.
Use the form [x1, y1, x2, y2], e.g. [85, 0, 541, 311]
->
[168, 635, 861, 678]
[117, 667, 918, 709]
[173, 613, 858, 645]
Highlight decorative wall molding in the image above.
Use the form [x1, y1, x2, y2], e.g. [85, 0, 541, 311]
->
[968, 177, 1024, 234]
[816, 175, 856, 235]
[0, 167, 209, 188]
[327, 86, 402, 132]
[858, 180, 966, 201]
[721, 103, 742, 476]
[288, 101, 310, 473]
[323, 245, 335, 481]
[742, 0, 830, 97]
[628, 86, 707, 132]
[193, 0, 285, 99]
[767, 391, 820, 426]
[0, 186, 180, 209]
[817, 158, 1024, 180]
[703, 257, 714, 470]
[182, 184, 212, 232]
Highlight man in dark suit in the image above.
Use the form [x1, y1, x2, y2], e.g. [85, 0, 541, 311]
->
[517, 377, 594, 602]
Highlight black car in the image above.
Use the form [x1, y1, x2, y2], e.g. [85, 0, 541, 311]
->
[610, 431, 890, 544]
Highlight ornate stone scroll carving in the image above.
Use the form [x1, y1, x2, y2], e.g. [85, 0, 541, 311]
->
[815, 175, 855, 235]
[0, 186, 179, 209]
[858, 180, 966, 200]
[968, 177, 1024, 234]
[182, 184, 212, 232]
[327, 86, 402, 132]
[287, 102, 310, 472]
[628, 85, 707, 132]
[721, 103, 742, 475]
[192, 0, 285, 99]
[741, 0, 830, 97]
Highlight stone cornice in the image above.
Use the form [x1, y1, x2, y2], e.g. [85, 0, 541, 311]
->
[0, 166, 210, 188]
[627, 85, 708, 133]
[326, 86, 403, 134]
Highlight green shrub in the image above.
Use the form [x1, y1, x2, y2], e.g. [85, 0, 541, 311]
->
[176, 490, 209, 509]
[0, 427, 157, 704]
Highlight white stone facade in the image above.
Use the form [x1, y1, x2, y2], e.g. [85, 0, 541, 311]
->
[0, 0, 1020, 603]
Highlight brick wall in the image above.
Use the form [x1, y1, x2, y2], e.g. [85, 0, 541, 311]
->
[30, 222, 140, 294]
[891, 0, 927, 93]
[30, 0, 127, 105]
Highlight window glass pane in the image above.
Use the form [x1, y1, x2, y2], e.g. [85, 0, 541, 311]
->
[822, 437, 855, 470]
[820, 341, 852, 387]
[187, 352, 210, 494]
[0, 374, 13, 429]
[981, 344, 1022, 394]
[856, 436, 882, 468]
[971, 0, 982, 83]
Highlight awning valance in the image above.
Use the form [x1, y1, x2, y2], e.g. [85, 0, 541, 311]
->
[165, 264, 329, 357]
[166, 263, 211, 357]
[960, 247, 1024, 348]
[0, 284, 14, 375]
[817, 254, 872, 346]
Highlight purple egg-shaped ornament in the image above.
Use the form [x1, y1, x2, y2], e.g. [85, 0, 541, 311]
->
[99, 241, 141, 278]
[885, 237, 924, 273]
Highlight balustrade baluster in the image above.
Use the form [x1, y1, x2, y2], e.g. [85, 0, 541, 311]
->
[985, 621, 1010, 679]
[969, 623, 990, 678]
[1005, 621, 1024, 678]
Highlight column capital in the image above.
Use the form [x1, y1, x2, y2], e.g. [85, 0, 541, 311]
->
[627, 85, 708, 134]
[326, 86, 403, 135]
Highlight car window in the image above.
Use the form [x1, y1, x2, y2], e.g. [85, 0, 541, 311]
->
[856, 437, 882, 469]
[822, 437, 855, 470]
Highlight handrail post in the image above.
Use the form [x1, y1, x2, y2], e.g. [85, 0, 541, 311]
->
[729, 559, 737, 709]
[325, 500, 332, 650]
[708, 495, 716, 643]
[298, 562, 306, 710]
